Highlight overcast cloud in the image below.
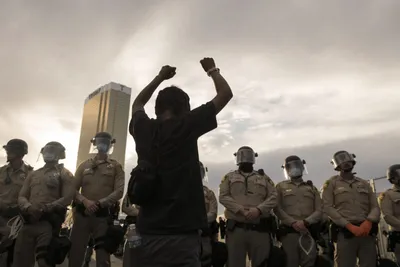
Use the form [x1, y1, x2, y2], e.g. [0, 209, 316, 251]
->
[0, 1, 399, 206]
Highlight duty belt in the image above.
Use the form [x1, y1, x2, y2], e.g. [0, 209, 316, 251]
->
[234, 222, 265, 231]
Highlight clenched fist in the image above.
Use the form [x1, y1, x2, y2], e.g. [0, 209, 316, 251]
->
[158, 65, 176, 80]
[200, 57, 216, 73]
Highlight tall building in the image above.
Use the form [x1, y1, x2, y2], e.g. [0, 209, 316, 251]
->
[76, 82, 131, 169]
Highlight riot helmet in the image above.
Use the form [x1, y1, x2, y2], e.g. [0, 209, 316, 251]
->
[199, 161, 209, 184]
[90, 132, 115, 154]
[3, 139, 28, 162]
[41, 141, 66, 163]
[282, 155, 307, 180]
[330, 150, 356, 172]
[234, 146, 258, 165]
[387, 164, 400, 185]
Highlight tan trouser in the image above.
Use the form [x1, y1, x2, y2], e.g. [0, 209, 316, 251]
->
[68, 212, 110, 267]
[334, 233, 376, 267]
[13, 220, 52, 267]
[281, 232, 317, 267]
[226, 227, 270, 267]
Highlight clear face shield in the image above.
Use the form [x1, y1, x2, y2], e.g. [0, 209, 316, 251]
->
[332, 152, 355, 170]
[235, 148, 257, 165]
[89, 137, 115, 155]
[283, 160, 308, 180]
[42, 145, 61, 162]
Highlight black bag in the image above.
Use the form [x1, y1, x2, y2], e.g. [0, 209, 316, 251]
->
[128, 123, 161, 206]
[102, 224, 125, 254]
[211, 241, 228, 267]
[45, 235, 71, 265]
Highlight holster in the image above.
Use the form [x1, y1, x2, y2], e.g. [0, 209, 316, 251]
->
[387, 231, 400, 252]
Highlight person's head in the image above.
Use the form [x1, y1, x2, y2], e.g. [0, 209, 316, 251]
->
[90, 132, 115, 155]
[41, 141, 65, 163]
[234, 146, 257, 172]
[3, 139, 28, 163]
[155, 86, 190, 119]
[387, 164, 400, 186]
[331, 150, 356, 174]
[282, 155, 307, 180]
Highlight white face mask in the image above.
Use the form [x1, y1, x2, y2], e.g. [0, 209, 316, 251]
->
[96, 143, 109, 153]
[43, 152, 57, 162]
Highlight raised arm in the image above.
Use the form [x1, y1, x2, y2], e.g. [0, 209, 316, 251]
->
[200, 58, 233, 114]
[131, 65, 176, 115]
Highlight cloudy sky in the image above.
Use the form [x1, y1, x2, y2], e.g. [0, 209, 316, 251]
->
[1, 1, 399, 210]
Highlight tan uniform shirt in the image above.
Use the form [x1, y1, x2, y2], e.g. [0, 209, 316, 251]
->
[378, 185, 400, 231]
[121, 194, 139, 217]
[18, 164, 75, 211]
[274, 179, 322, 226]
[219, 170, 277, 223]
[204, 185, 218, 223]
[0, 163, 33, 208]
[321, 175, 380, 227]
[74, 157, 125, 208]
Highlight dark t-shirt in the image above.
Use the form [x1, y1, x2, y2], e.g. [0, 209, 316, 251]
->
[129, 101, 218, 234]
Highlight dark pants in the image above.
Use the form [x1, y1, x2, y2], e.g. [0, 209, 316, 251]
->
[133, 233, 201, 267]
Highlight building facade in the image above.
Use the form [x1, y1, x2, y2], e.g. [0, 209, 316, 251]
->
[76, 82, 131, 169]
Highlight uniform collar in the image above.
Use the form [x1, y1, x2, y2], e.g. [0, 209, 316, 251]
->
[287, 179, 306, 185]
[7, 162, 28, 173]
[393, 184, 400, 191]
[93, 155, 111, 164]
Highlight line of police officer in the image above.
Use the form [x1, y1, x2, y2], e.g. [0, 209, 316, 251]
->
[0, 131, 125, 267]
[2, 137, 400, 267]
[218, 146, 400, 267]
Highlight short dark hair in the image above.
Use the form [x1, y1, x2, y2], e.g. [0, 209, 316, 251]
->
[155, 86, 190, 117]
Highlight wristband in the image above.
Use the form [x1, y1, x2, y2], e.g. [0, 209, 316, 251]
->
[207, 67, 220, 76]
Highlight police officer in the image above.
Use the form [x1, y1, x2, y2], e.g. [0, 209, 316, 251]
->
[275, 155, 322, 267]
[321, 150, 380, 267]
[14, 141, 75, 267]
[200, 161, 218, 267]
[121, 193, 139, 267]
[0, 139, 32, 267]
[219, 146, 277, 267]
[69, 132, 125, 267]
[378, 164, 400, 265]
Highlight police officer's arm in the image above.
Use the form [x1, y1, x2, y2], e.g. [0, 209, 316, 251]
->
[18, 172, 33, 210]
[73, 163, 87, 203]
[379, 192, 400, 229]
[219, 175, 244, 214]
[207, 189, 218, 223]
[47, 169, 75, 210]
[322, 179, 349, 227]
[366, 183, 381, 222]
[98, 163, 125, 208]
[304, 187, 322, 225]
[121, 194, 139, 217]
[257, 176, 278, 215]
[273, 183, 297, 226]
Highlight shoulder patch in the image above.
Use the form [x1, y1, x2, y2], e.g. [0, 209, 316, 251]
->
[379, 192, 385, 201]
[265, 176, 275, 186]
[322, 180, 330, 190]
